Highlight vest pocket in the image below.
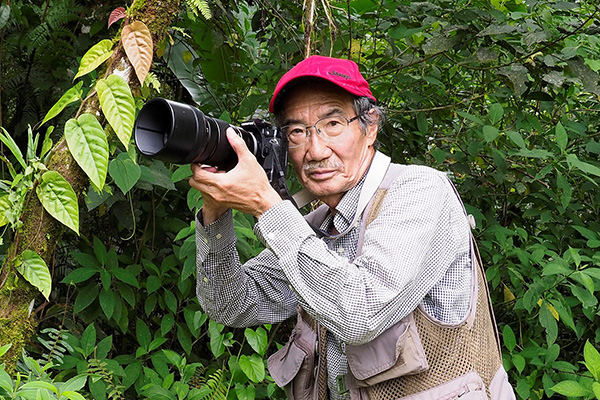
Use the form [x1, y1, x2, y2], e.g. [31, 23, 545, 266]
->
[345, 313, 429, 387]
[397, 371, 488, 400]
[267, 317, 318, 400]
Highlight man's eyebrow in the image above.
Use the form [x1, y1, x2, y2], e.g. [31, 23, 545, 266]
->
[281, 107, 346, 126]
[320, 107, 345, 119]
[281, 117, 303, 127]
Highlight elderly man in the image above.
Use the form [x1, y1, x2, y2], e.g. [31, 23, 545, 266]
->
[189, 55, 514, 400]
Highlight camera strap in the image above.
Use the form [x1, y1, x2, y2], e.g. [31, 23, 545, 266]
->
[270, 144, 305, 210]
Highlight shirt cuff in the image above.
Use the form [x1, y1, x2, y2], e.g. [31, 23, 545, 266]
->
[196, 208, 236, 253]
[255, 200, 315, 257]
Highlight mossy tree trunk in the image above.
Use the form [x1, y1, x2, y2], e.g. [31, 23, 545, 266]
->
[0, 0, 181, 372]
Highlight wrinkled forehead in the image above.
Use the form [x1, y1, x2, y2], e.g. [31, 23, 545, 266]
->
[278, 80, 356, 121]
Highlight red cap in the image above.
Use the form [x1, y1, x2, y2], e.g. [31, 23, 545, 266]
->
[269, 55, 376, 113]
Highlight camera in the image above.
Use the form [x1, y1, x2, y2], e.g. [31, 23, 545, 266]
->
[133, 98, 290, 195]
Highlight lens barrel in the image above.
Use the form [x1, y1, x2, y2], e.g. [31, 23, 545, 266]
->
[134, 98, 255, 170]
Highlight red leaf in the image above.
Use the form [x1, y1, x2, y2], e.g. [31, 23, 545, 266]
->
[108, 7, 126, 29]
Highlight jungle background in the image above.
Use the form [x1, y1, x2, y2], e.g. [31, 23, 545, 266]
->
[1, 0, 600, 398]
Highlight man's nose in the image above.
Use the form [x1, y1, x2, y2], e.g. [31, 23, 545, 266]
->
[305, 128, 332, 159]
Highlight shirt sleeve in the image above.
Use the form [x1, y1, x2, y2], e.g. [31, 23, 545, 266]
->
[195, 207, 299, 327]
[255, 167, 472, 345]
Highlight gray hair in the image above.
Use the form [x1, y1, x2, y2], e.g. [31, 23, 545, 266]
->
[353, 96, 385, 133]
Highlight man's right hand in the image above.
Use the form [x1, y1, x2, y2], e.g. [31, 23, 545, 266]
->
[189, 128, 283, 225]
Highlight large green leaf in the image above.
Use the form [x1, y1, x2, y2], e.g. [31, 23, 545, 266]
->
[74, 39, 114, 80]
[122, 361, 141, 390]
[61, 267, 98, 284]
[208, 320, 226, 359]
[239, 354, 265, 383]
[62, 375, 87, 393]
[244, 327, 268, 356]
[555, 122, 567, 153]
[551, 380, 590, 397]
[74, 283, 99, 313]
[177, 323, 192, 355]
[16, 250, 52, 300]
[109, 152, 141, 194]
[489, 103, 504, 125]
[36, 171, 79, 235]
[140, 164, 176, 191]
[506, 130, 526, 148]
[65, 113, 109, 190]
[80, 324, 96, 357]
[41, 82, 83, 126]
[539, 300, 558, 346]
[502, 325, 516, 352]
[99, 289, 115, 319]
[136, 318, 152, 350]
[483, 125, 500, 143]
[566, 154, 600, 178]
[584, 340, 600, 380]
[96, 74, 136, 148]
[163, 41, 205, 103]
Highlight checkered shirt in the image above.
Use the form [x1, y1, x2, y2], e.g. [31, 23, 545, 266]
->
[195, 163, 472, 400]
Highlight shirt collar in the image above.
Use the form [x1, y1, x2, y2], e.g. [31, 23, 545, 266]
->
[319, 173, 367, 233]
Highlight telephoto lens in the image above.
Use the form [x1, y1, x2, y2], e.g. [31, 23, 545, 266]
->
[133, 98, 258, 170]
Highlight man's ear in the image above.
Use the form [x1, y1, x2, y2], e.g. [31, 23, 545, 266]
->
[365, 110, 379, 145]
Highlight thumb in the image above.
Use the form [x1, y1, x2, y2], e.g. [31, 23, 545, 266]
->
[226, 127, 251, 159]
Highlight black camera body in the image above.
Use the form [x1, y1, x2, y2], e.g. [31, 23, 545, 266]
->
[133, 98, 290, 197]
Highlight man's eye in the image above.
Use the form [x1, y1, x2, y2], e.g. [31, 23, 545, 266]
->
[288, 127, 305, 136]
[325, 119, 343, 128]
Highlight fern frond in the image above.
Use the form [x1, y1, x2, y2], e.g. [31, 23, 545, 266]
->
[26, 22, 50, 55]
[87, 358, 125, 400]
[190, 368, 228, 400]
[49, 27, 77, 44]
[38, 327, 73, 364]
[185, 0, 212, 20]
[46, 0, 82, 29]
[144, 72, 162, 93]
[206, 369, 227, 400]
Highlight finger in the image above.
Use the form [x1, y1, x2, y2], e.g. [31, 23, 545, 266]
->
[190, 166, 217, 188]
[226, 128, 252, 160]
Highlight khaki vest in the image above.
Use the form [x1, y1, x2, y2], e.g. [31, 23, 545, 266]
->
[268, 164, 515, 400]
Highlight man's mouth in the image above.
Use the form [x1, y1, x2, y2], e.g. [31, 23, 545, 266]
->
[307, 168, 337, 180]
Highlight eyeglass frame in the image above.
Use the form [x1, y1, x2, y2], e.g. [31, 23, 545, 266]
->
[281, 113, 362, 149]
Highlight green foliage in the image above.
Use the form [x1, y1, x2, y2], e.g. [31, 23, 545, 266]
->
[36, 171, 80, 235]
[64, 113, 109, 191]
[2, 0, 600, 399]
[16, 250, 52, 301]
[185, 0, 212, 20]
[74, 39, 115, 80]
[41, 82, 84, 127]
[0, 0, 110, 137]
[0, 354, 87, 400]
[96, 74, 136, 149]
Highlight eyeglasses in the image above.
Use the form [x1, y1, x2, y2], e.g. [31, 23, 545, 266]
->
[281, 114, 360, 149]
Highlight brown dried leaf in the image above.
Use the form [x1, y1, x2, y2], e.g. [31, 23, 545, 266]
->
[121, 20, 153, 85]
